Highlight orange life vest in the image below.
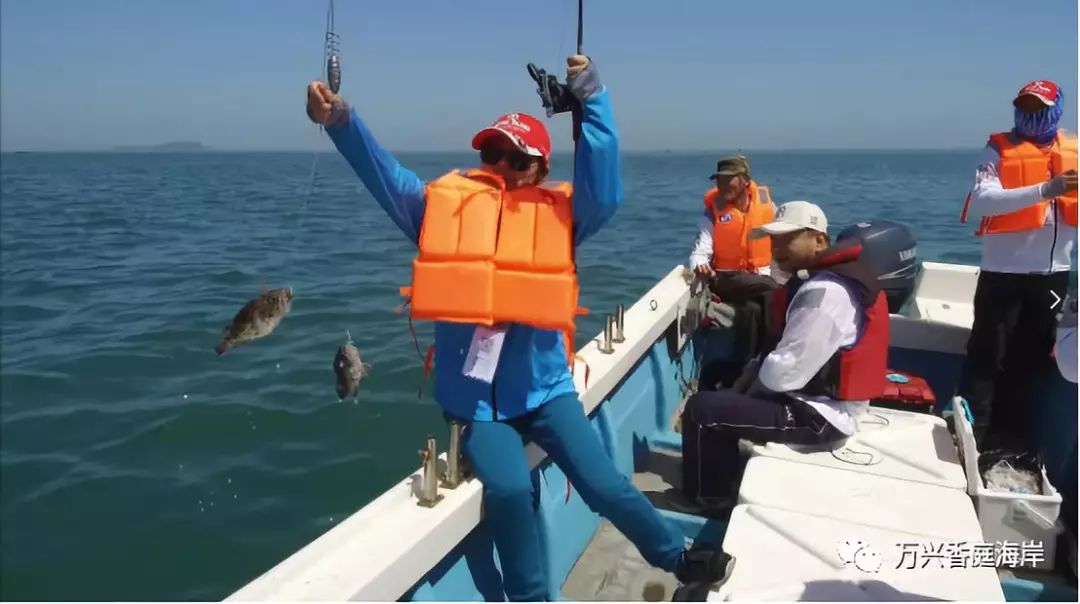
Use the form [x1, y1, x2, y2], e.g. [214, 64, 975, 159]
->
[399, 169, 585, 364]
[705, 181, 775, 271]
[960, 131, 1078, 236]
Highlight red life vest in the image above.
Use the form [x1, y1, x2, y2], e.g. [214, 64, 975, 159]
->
[765, 240, 890, 401]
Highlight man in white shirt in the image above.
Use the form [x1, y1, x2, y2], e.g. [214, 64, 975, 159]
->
[957, 80, 1078, 459]
[680, 201, 890, 506]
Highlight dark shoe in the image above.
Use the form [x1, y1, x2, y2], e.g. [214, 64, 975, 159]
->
[672, 581, 713, 601]
[674, 545, 735, 587]
[667, 492, 736, 517]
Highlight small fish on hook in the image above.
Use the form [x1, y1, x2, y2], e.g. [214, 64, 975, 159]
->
[333, 330, 371, 400]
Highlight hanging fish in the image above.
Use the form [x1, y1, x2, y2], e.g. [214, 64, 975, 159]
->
[214, 287, 293, 355]
[333, 333, 371, 400]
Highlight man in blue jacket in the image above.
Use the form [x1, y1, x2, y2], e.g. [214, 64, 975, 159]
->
[306, 55, 732, 600]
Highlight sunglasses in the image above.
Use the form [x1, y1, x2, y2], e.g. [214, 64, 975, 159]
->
[480, 147, 536, 172]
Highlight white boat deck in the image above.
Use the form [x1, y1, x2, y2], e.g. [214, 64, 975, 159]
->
[712, 504, 1003, 601]
[712, 408, 1003, 600]
[747, 407, 968, 491]
[737, 456, 983, 542]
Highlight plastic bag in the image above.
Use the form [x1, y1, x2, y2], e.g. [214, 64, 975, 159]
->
[979, 450, 1044, 495]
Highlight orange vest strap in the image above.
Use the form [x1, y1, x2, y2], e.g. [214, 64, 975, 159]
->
[959, 192, 971, 224]
[424, 345, 435, 377]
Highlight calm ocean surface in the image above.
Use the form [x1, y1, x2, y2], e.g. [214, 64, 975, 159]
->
[0, 149, 1036, 599]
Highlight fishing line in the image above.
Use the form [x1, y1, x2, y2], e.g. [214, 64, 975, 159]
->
[555, 0, 570, 73]
[830, 413, 889, 465]
[274, 0, 340, 286]
[831, 446, 879, 466]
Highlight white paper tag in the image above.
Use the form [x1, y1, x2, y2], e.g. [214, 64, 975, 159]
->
[462, 325, 507, 383]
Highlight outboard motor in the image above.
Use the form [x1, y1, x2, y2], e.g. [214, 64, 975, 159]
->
[836, 220, 919, 313]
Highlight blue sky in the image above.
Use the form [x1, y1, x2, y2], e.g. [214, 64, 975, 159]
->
[1, 0, 1076, 151]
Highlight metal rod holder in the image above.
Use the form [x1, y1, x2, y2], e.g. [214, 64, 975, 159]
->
[417, 434, 443, 507]
[442, 421, 465, 489]
[613, 304, 626, 343]
[598, 315, 615, 354]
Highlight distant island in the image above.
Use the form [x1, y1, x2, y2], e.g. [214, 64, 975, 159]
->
[112, 141, 210, 152]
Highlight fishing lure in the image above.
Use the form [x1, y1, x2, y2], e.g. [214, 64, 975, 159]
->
[325, 0, 341, 93]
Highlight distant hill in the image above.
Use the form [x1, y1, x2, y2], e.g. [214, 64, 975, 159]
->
[112, 141, 210, 152]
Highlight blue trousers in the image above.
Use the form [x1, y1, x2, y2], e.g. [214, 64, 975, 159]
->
[461, 393, 685, 601]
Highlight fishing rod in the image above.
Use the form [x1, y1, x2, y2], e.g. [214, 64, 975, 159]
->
[576, 0, 583, 55]
[526, 0, 584, 141]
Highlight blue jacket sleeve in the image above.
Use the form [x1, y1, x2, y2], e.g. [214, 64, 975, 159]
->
[570, 88, 622, 246]
[325, 107, 426, 245]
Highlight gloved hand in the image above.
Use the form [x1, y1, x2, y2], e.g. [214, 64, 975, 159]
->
[1042, 169, 1079, 198]
[566, 54, 589, 77]
[566, 54, 601, 101]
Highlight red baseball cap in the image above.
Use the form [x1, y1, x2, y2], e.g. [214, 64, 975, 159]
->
[471, 113, 551, 160]
[1014, 80, 1060, 107]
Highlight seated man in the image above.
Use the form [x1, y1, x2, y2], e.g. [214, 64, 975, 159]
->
[689, 155, 777, 278]
[689, 156, 782, 385]
[680, 201, 890, 506]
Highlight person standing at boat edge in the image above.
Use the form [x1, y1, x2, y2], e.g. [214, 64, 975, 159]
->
[957, 80, 1078, 470]
[306, 55, 732, 600]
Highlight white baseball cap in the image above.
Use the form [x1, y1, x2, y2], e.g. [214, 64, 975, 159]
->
[750, 201, 828, 239]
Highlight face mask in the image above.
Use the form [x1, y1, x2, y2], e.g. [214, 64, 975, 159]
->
[1014, 94, 1064, 144]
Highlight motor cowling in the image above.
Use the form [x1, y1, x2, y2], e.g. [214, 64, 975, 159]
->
[836, 220, 919, 313]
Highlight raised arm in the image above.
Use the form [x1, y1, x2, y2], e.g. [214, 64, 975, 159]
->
[307, 82, 426, 244]
[564, 60, 621, 246]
